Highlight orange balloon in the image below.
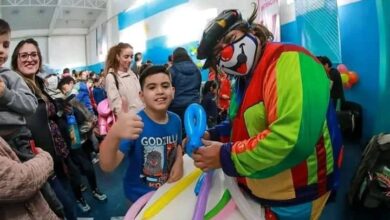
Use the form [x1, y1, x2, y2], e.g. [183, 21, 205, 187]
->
[348, 71, 359, 85]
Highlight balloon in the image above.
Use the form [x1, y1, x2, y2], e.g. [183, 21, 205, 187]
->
[142, 169, 202, 220]
[224, 175, 265, 220]
[337, 64, 348, 73]
[184, 103, 207, 156]
[348, 71, 359, 85]
[213, 199, 236, 220]
[192, 171, 214, 220]
[204, 190, 231, 220]
[124, 191, 155, 220]
[194, 172, 206, 196]
[340, 73, 349, 85]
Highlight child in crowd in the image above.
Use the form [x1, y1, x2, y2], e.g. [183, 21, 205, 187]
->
[0, 19, 67, 218]
[92, 77, 107, 105]
[201, 80, 219, 128]
[100, 65, 184, 202]
[58, 76, 107, 212]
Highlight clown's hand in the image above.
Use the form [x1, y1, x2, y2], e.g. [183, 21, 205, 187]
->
[192, 139, 222, 172]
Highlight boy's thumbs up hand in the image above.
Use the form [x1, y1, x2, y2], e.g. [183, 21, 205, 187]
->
[111, 97, 144, 140]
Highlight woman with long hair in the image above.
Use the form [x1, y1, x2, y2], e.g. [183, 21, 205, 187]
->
[104, 43, 143, 115]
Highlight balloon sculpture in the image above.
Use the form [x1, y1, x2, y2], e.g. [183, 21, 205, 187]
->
[184, 103, 207, 156]
[337, 64, 359, 89]
[183, 104, 212, 220]
[128, 103, 265, 219]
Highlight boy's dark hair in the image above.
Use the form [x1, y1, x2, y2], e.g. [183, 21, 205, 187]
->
[0, 19, 11, 35]
[317, 56, 332, 67]
[63, 68, 70, 74]
[139, 65, 171, 90]
[58, 76, 76, 90]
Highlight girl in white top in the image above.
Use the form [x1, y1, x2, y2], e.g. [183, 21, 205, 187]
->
[104, 43, 144, 115]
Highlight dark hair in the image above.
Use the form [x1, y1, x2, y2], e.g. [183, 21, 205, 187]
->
[63, 68, 70, 74]
[172, 47, 192, 63]
[139, 65, 171, 90]
[316, 56, 332, 67]
[168, 55, 173, 62]
[0, 19, 10, 35]
[139, 63, 152, 75]
[202, 80, 217, 96]
[58, 76, 76, 90]
[134, 52, 142, 62]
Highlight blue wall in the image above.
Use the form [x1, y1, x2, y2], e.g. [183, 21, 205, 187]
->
[375, 0, 390, 135]
[339, 0, 380, 139]
[281, 0, 386, 140]
[118, 0, 188, 30]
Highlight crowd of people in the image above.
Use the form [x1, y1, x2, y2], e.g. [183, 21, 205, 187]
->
[0, 3, 344, 220]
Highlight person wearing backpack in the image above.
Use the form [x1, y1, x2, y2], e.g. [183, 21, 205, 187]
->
[104, 43, 144, 116]
[349, 133, 390, 210]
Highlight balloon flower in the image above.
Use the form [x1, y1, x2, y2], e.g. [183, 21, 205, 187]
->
[337, 64, 359, 89]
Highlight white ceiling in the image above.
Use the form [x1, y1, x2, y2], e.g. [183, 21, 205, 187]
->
[0, 0, 107, 35]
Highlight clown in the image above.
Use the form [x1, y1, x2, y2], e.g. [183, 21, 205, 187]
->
[192, 4, 343, 220]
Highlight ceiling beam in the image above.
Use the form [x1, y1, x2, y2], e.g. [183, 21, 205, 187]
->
[0, 0, 106, 9]
[48, 0, 61, 35]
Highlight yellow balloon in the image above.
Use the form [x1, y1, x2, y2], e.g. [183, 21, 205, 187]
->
[142, 169, 202, 219]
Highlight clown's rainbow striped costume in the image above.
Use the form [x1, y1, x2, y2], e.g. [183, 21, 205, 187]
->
[210, 42, 343, 207]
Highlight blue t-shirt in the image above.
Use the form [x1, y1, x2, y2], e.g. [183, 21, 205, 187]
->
[119, 110, 182, 202]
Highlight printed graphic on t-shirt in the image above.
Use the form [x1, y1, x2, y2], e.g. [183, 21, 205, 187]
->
[141, 135, 178, 189]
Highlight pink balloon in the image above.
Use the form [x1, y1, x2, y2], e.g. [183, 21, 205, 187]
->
[124, 191, 155, 220]
[214, 199, 237, 220]
[337, 64, 348, 73]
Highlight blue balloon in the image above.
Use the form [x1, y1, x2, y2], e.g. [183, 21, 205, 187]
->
[184, 103, 207, 156]
[194, 172, 206, 196]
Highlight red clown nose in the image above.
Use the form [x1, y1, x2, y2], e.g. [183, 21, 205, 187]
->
[220, 45, 234, 61]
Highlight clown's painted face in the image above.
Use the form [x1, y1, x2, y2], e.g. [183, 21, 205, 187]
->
[217, 33, 260, 76]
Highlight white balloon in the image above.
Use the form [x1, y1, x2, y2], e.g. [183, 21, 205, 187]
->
[224, 175, 265, 220]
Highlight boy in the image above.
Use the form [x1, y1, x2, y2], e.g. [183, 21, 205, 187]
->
[57, 76, 107, 205]
[0, 18, 38, 139]
[100, 65, 184, 202]
[58, 76, 95, 135]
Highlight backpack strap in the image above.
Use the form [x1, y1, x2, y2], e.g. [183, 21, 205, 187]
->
[109, 72, 119, 90]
